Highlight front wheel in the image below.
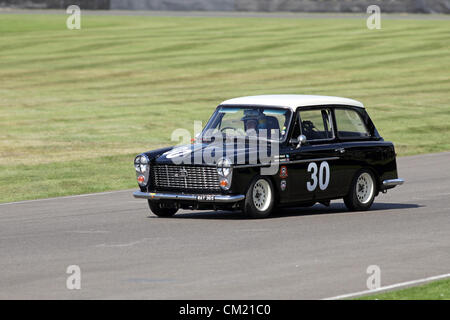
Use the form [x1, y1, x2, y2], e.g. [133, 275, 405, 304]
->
[344, 169, 376, 211]
[243, 176, 275, 219]
[148, 201, 178, 217]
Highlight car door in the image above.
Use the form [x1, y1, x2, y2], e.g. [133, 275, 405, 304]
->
[332, 107, 379, 192]
[285, 107, 344, 203]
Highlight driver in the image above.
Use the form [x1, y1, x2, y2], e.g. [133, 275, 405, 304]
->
[246, 118, 258, 132]
[242, 109, 265, 135]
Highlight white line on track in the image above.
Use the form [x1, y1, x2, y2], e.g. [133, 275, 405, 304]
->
[323, 273, 450, 300]
[0, 189, 134, 207]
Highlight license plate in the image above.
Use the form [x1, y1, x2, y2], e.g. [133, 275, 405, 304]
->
[197, 195, 215, 201]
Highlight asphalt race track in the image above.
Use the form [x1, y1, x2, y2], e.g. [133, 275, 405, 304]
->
[0, 152, 449, 299]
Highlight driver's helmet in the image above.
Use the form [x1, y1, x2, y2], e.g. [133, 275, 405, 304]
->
[241, 109, 267, 131]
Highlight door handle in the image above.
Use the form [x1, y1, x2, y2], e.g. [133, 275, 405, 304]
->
[335, 148, 346, 154]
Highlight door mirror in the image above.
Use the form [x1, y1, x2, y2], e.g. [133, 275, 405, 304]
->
[290, 135, 307, 149]
[298, 134, 307, 145]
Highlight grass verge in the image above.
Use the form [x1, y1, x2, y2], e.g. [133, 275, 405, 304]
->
[356, 278, 450, 300]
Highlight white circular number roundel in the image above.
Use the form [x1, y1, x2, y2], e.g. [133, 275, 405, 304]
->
[307, 161, 330, 192]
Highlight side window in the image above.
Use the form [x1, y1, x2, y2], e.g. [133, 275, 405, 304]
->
[299, 109, 334, 141]
[335, 109, 370, 138]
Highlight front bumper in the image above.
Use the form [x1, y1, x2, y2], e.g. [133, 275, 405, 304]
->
[133, 191, 245, 203]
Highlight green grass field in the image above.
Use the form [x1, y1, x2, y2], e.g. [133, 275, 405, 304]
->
[356, 278, 450, 300]
[0, 13, 449, 203]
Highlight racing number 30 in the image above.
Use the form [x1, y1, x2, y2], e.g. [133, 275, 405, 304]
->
[307, 161, 330, 192]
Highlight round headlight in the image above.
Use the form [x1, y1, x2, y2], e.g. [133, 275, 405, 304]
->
[134, 154, 150, 174]
[134, 156, 141, 172]
[140, 155, 149, 164]
[217, 158, 232, 177]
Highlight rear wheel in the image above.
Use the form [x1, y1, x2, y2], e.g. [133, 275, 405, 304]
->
[148, 201, 178, 217]
[344, 169, 376, 211]
[243, 176, 275, 219]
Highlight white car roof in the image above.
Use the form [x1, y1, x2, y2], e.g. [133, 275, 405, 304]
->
[220, 95, 364, 110]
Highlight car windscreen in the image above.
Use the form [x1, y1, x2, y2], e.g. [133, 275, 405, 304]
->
[202, 106, 292, 141]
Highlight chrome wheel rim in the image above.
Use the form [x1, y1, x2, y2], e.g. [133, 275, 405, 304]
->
[253, 179, 272, 211]
[356, 172, 374, 204]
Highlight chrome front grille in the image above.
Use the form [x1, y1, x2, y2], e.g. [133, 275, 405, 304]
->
[152, 164, 220, 192]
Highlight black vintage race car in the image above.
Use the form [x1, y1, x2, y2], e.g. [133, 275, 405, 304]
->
[133, 95, 404, 218]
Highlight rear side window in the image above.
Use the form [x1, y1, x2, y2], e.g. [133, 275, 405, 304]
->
[298, 109, 334, 141]
[335, 109, 370, 138]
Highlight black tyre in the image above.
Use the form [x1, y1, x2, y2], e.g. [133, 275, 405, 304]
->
[148, 201, 178, 217]
[344, 169, 376, 211]
[243, 176, 276, 219]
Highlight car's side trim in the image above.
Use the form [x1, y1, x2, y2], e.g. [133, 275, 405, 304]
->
[233, 157, 340, 168]
[382, 179, 405, 188]
[282, 157, 340, 165]
[133, 191, 245, 203]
